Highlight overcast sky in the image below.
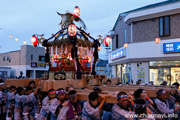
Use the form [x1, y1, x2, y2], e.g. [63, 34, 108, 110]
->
[0, 0, 166, 59]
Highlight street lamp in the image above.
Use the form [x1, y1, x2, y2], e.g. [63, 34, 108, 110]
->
[15, 38, 18, 41]
[23, 41, 26, 44]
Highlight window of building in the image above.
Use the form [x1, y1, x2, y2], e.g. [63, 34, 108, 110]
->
[116, 34, 118, 48]
[150, 68, 170, 85]
[159, 16, 170, 37]
[31, 54, 33, 61]
[39, 56, 45, 62]
[9, 58, 11, 62]
[3, 56, 5, 61]
[7, 56, 9, 61]
[124, 28, 126, 43]
[149, 61, 180, 85]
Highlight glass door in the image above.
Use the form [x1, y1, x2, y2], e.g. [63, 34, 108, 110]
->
[171, 67, 180, 85]
[150, 68, 170, 85]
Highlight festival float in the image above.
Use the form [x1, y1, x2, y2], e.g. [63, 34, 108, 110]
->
[31, 6, 105, 81]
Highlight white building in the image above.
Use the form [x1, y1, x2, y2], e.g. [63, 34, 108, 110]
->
[109, 0, 180, 85]
[0, 45, 49, 78]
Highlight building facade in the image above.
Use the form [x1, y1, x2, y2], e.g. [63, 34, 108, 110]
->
[0, 45, 49, 78]
[95, 59, 109, 76]
[109, 0, 180, 85]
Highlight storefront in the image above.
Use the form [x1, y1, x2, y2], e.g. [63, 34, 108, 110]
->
[116, 62, 148, 84]
[149, 61, 180, 85]
[116, 64, 128, 83]
[109, 39, 180, 85]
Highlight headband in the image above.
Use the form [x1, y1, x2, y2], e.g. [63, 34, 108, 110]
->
[48, 90, 56, 95]
[134, 103, 146, 108]
[142, 90, 146, 93]
[117, 94, 128, 100]
[69, 94, 77, 98]
[0, 83, 4, 85]
[156, 90, 166, 95]
[56, 90, 66, 94]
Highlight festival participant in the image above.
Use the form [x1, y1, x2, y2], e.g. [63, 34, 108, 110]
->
[59, 90, 82, 120]
[66, 86, 74, 92]
[82, 92, 106, 120]
[22, 82, 40, 120]
[154, 89, 180, 119]
[93, 87, 101, 94]
[49, 88, 68, 120]
[171, 82, 180, 102]
[112, 92, 134, 120]
[134, 89, 155, 114]
[134, 99, 155, 120]
[0, 82, 7, 120]
[29, 81, 36, 90]
[38, 89, 56, 120]
[106, 79, 112, 86]
[14, 87, 25, 120]
[6, 86, 16, 120]
[34, 89, 44, 119]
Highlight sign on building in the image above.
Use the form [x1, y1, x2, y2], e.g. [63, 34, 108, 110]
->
[110, 48, 125, 60]
[163, 42, 180, 53]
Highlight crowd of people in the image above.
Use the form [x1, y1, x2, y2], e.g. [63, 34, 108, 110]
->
[0, 80, 180, 120]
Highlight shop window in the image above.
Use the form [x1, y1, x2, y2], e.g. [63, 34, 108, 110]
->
[31, 54, 33, 61]
[171, 68, 180, 85]
[7, 56, 9, 61]
[39, 56, 45, 62]
[150, 68, 170, 85]
[150, 61, 180, 67]
[159, 16, 170, 37]
[116, 64, 127, 79]
[116, 65, 122, 78]
[124, 28, 126, 43]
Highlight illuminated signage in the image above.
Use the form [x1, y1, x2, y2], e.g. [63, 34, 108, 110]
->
[163, 42, 180, 53]
[111, 48, 125, 60]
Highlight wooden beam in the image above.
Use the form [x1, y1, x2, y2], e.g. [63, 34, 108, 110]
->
[85, 86, 176, 98]
[65, 92, 117, 104]
[77, 93, 117, 104]
[40, 79, 87, 92]
[5, 78, 46, 88]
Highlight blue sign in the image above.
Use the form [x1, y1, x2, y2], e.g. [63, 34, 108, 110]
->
[163, 42, 180, 53]
[111, 48, 125, 60]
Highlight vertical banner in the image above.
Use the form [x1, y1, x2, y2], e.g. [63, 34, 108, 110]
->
[123, 73, 130, 84]
[137, 67, 145, 83]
